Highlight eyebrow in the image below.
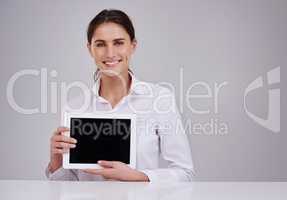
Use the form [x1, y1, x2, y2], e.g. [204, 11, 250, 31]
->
[94, 38, 126, 43]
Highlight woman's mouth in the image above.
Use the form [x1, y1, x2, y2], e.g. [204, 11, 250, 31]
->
[103, 59, 122, 67]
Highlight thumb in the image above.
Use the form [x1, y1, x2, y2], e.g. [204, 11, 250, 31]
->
[98, 160, 115, 168]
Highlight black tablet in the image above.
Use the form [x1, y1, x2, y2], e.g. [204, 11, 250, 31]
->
[63, 113, 136, 169]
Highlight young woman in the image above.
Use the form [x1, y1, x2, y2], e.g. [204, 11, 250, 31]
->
[46, 9, 194, 182]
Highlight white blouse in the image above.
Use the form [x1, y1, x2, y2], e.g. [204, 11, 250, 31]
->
[46, 73, 194, 182]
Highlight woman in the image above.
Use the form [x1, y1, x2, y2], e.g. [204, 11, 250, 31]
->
[46, 9, 194, 182]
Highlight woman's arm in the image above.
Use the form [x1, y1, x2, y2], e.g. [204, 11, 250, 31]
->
[140, 88, 195, 182]
[46, 126, 78, 181]
[45, 165, 78, 181]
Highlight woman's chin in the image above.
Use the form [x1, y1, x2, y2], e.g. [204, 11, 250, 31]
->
[100, 68, 123, 77]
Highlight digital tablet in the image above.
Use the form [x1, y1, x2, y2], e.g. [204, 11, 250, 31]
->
[62, 112, 136, 169]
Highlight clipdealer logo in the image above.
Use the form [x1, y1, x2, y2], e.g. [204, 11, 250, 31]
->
[6, 66, 281, 135]
[244, 67, 280, 133]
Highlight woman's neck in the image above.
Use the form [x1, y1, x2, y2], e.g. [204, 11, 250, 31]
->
[99, 72, 131, 107]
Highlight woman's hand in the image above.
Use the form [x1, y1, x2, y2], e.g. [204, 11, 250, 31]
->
[83, 161, 149, 182]
[48, 127, 77, 173]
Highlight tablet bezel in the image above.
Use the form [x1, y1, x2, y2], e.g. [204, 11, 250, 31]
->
[62, 112, 137, 169]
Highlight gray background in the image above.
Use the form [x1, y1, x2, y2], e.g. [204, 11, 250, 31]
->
[0, 0, 286, 181]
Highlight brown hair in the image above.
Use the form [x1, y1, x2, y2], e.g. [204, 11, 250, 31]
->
[87, 9, 135, 44]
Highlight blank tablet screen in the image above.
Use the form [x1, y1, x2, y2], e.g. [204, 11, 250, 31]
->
[69, 118, 131, 164]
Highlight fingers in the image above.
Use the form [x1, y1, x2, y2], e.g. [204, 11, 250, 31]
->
[51, 139, 76, 154]
[83, 168, 114, 178]
[51, 127, 77, 155]
[52, 135, 77, 144]
[51, 143, 75, 154]
[98, 160, 115, 168]
[82, 162, 113, 174]
[53, 126, 69, 135]
[51, 126, 77, 144]
[54, 142, 76, 149]
[83, 169, 103, 175]
[52, 148, 69, 154]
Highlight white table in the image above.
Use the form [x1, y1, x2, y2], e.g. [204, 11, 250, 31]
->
[1, 180, 286, 200]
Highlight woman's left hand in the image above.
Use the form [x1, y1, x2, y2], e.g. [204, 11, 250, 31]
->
[83, 160, 149, 182]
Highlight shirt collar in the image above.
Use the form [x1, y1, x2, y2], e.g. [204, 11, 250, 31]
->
[92, 71, 149, 97]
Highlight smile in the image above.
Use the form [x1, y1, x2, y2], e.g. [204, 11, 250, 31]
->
[103, 59, 122, 67]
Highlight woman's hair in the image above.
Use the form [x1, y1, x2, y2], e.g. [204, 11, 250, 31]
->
[87, 9, 135, 44]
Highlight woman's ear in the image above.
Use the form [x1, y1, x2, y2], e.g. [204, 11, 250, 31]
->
[87, 42, 93, 57]
[131, 39, 137, 54]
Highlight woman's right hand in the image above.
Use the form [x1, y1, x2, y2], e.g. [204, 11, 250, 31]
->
[48, 127, 77, 173]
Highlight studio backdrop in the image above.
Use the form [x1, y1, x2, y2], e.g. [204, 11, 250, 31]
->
[0, 0, 286, 181]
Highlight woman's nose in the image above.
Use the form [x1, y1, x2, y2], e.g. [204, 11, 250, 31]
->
[105, 45, 115, 58]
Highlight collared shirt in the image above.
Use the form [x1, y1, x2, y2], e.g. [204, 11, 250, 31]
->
[46, 73, 194, 182]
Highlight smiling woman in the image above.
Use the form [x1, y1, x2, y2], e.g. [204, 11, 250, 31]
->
[87, 11, 136, 77]
[46, 9, 194, 182]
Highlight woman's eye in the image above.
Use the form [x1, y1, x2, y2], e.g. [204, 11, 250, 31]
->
[95, 43, 104, 47]
[114, 41, 124, 46]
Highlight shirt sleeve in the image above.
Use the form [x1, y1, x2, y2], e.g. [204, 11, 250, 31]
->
[140, 89, 195, 182]
[45, 165, 78, 181]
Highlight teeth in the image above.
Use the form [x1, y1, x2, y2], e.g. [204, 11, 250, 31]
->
[104, 60, 120, 66]
[106, 61, 117, 64]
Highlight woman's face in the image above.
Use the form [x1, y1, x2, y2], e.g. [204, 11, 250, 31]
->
[88, 22, 136, 76]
